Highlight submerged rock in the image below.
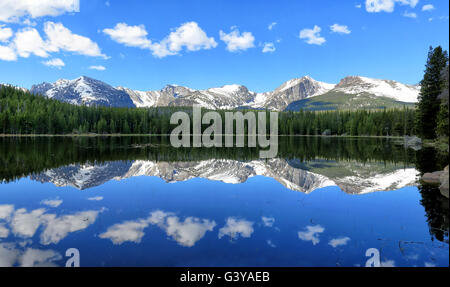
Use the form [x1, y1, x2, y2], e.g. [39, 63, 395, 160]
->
[404, 136, 422, 151]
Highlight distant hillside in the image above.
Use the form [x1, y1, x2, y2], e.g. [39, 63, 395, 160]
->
[285, 91, 416, 111]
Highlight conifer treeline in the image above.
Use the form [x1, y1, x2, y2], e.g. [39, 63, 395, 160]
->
[0, 84, 416, 136]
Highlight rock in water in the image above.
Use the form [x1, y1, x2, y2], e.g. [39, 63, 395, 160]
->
[422, 171, 443, 184]
[404, 136, 422, 151]
[440, 166, 449, 198]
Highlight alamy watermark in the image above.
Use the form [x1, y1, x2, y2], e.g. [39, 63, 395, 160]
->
[169, 106, 278, 158]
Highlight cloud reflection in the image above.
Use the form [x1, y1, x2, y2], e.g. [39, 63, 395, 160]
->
[4, 206, 102, 245]
[99, 210, 216, 247]
[40, 198, 63, 208]
[0, 242, 62, 267]
[0, 204, 14, 220]
[261, 216, 275, 227]
[99, 219, 149, 244]
[40, 210, 101, 245]
[328, 237, 350, 248]
[298, 225, 324, 245]
[218, 217, 254, 240]
[87, 196, 104, 201]
[0, 223, 9, 238]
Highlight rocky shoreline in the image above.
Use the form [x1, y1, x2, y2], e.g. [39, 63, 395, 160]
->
[422, 165, 449, 198]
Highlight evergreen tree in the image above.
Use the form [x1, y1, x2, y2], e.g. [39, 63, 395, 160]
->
[436, 65, 449, 139]
[416, 46, 449, 139]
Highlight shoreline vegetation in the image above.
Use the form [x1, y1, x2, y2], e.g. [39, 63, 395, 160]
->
[0, 133, 407, 138]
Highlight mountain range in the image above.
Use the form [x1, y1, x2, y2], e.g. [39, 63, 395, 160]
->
[26, 75, 420, 111]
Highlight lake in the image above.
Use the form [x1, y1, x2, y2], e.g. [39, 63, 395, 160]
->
[0, 136, 448, 267]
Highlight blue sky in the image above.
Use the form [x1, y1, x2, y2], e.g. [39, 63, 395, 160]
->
[0, 0, 449, 92]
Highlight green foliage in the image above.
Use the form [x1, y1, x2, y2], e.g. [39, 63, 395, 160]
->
[279, 107, 415, 136]
[416, 46, 449, 139]
[436, 65, 449, 139]
[1, 84, 416, 137]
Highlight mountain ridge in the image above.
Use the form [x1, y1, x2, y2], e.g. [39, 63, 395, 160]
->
[26, 75, 420, 111]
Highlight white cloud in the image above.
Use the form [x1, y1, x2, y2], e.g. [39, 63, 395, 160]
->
[104, 21, 217, 58]
[2, 21, 107, 62]
[328, 236, 351, 248]
[330, 24, 351, 34]
[356, 4, 362, 8]
[89, 65, 106, 71]
[262, 42, 276, 53]
[0, 45, 17, 61]
[0, 0, 79, 23]
[40, 198, 63, 207]
[167, 22, 217, 52]
[44, 21, 107, 58]
[219, 27, 255, 52]
[87, 196, 104, 201]
[424, 262, 436, 267]
[403, 11, 417, 18]
[261, 216, 275, 227]
[268, 22, 277, 30]
[13, 27, 50, 58]
[299, 25, 326, 45]
[298, 225, 324, 245]
[0, 25, 13, 42]
[103, 23, 152, 49]
[153, 22, 217, 58]
[105, 1, 110, 7]
[422, 4, 435, 11]
[218, 217, 254, 240]
[365, 0, 418, 13]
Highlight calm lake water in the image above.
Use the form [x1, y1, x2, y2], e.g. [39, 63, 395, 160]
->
[0, 136, 448, 267]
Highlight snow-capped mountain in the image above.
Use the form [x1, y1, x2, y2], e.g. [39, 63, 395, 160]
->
[116, 84, 194, 107]
[30, 76, 135, 107]
[30, 158, 418, 194]
[333, 76, 420, 103]
[249, 76, 335, 110]
[28, 75, 420, 111]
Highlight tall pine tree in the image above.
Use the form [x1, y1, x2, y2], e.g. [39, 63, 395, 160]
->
[436, 65, 449, 139]
[416, 46, 449, 139]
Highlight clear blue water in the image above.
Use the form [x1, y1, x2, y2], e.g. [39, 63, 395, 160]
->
[0, 137, 448, 267]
